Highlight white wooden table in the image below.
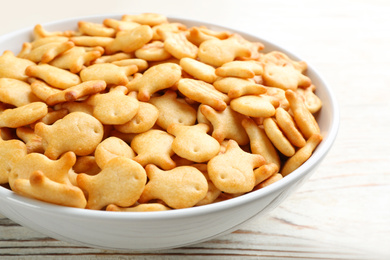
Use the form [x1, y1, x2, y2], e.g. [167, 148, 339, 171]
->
[1, 0, 389, 259]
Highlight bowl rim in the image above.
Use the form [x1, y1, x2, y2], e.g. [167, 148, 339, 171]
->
[0, 13, 340, 221]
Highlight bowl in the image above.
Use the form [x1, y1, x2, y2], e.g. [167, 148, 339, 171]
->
[0, 14, 339, 251]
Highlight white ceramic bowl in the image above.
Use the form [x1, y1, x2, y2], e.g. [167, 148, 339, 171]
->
[0, 14, 339, 251]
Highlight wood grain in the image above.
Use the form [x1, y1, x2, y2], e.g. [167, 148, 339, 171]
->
[0, 212, 377, 259]
[1, 0, 390, 259]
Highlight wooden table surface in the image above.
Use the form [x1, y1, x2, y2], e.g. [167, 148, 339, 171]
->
[1, 0, 389, 259]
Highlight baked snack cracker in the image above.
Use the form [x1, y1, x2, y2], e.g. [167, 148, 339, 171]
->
[207, 140, 265, 193]
[114, 99, 159, 134]
[126, 62, 182, 101]
[0, 131, 27, 184]
[0, 50, 35, 81]
[200, 105, 249, 145]
[35, 112, 104, 159]
[94, 136, 135, 169]
[0, 102, 48, 128]
[139, 164, 208, 209]
[77, 157, 146, 210]
[13, 170, 87, 208]
[0, 78, 40, 107]
[131, 129, 176, 170]
[87, 85, 139, 125]
[149, 90, 196, 130]
[9, 151, 76, 190]
[25, 64, 81, 89]
[168, 123, 220, 163]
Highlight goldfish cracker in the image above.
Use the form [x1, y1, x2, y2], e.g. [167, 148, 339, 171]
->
[25, 64, 81, 89]
[105, 25, 153, 54]
[87, 86, 139, 125]
[149, 90, 197, 130]
[131, 129, 176, 170]
[35, 112, 104, 159]
[0, 131, 27, 184]
[177, 78, 229, 111]
[0, 102, 48, 128]
[168, 123, 220, 163]
[0, 50, 35, 81]
[77, 157, 146, 210]
[94, 136, 135, 169]
[0, 78, 40, 107]
[207, 140, 265, 194]
[200, 104, 249, 145]
[13, 170, 86, 208]
[138, 164, 208, 209]
[127, 63, 182, 101]
[114, 98, 159, 134]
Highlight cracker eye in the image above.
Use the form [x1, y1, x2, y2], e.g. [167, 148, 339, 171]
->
[194, 184, 201, 192]
[93, 126, 101, 134]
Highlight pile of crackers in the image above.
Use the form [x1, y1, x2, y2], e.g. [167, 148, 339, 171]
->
[0, 13, 322, 211]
